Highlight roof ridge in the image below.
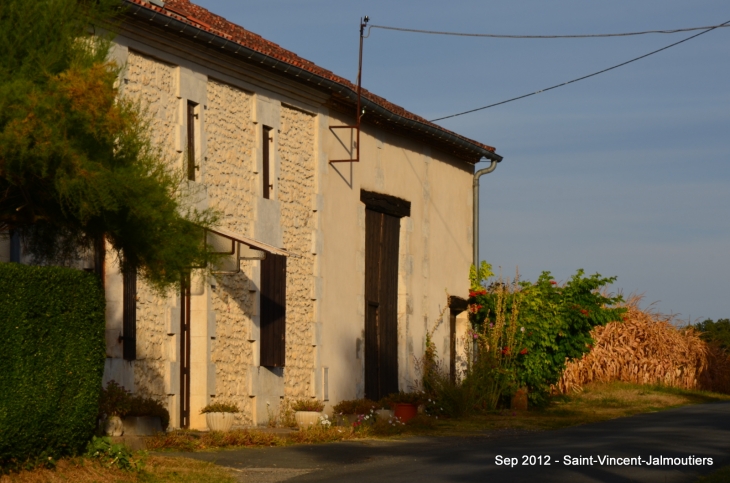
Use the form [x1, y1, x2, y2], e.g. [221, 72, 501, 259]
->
[127, 0, 497, 157]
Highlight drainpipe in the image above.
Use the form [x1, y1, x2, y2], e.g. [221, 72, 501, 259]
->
[471, 157, 500, 361]
[473, 158, 501, 269]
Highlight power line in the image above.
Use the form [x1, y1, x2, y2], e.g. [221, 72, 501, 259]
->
[430, 19, 730, 122]
[368, 23, 730, 39]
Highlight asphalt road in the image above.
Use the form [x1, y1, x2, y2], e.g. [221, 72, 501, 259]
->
[171, 402, 730, 483]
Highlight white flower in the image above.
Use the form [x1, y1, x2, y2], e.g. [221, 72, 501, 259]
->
[521, 327, 525, 333]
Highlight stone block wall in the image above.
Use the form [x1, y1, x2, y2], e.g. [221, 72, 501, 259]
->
[205, 80, 255, 235]
[133, 283, 172, 400]
[123, 51, 180, 400]
[279, 106, 316, 399]
[113, 50, 320, 424]
[205, 79, 257, 425]
[123, 51, 179, 161]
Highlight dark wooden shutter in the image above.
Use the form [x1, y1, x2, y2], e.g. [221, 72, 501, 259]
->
[262, 126, 272, 199]
[187, 101, 197, 181]
[180, 273, 191, 428]
[260, 253, 286, 367]
[122, 263, 137, 361]
[364, 209, 400, 400]
[9, 230, 20, 263]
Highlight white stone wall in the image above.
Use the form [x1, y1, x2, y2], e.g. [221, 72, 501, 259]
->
[122, 51, 179, 161]
[205, 80, 255, 235]
[279, 106, 316, 399]
[121, 51, 180, 400]
[106, 33, 474, 426]
[205, 80, 256, 425]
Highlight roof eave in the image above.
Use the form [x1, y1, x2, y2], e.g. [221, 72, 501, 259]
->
[120, 0, 503, 163]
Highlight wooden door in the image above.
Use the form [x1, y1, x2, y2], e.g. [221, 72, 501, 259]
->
[260, 254, 286, 368]
[364, 208, 400, 401]
[179, 274, 191, 428]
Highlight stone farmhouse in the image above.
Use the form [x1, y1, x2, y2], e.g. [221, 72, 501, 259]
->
[1, 0, 503, 430]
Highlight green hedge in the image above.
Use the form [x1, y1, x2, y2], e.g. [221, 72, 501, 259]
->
[0, 263, 106, 467]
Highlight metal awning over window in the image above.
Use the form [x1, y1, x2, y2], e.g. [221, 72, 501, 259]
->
[205, 227, 292, 274]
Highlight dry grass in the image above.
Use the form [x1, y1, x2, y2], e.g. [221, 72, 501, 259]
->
[287, 426, 357, 444]
[0, 458, 134, 483]
[0, 456, 236, 483]
[557, 296, 730, 394]
[146, 415, 440, 451]
[146, 429, 282, 451]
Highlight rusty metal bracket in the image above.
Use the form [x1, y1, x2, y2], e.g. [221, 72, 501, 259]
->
[329, 16, 368, 164]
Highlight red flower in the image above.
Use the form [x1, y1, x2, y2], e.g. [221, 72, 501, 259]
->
[580, 309, 589, 316]
[550, 280, 557, 285]
[501, 346, 511, 355]
[469, 289, 487, 297]
[468, 304, 483, 314]
[519, 348, 528, 355]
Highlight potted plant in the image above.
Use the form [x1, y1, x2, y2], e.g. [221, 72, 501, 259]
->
[332, 398, 377, 426]
[98, 380, 132, 436]
[384, 391, 425, 423]
[125, 395, 170, 435]
[201, 401, 240, 432]
[291, 399, 325, 429]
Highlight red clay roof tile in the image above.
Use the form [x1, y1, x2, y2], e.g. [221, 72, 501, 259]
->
[125, 0, 497, 156]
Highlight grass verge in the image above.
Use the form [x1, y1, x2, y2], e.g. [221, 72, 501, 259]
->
[0, 456, 236, 483]
[696, 464, 730, 483]
[4, 382, 727, 481]
[425, 382, 730, 436]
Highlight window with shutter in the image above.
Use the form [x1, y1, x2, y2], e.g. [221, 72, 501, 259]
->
[262, 126, 272, 199]
[187, 101, 198, 181]
[260, 253, 286, 367]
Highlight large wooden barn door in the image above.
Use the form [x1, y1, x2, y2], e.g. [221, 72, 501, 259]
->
[364, 208, 401, 401]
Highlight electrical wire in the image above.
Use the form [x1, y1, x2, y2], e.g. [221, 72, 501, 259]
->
[367, 23, 730, 39]
[430, 19, 730, 122]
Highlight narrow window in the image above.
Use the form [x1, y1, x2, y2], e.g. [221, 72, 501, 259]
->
[262, 126, 272, 199]
[260, 253, 286, 367]
[122, 262, 137, 361]
[187, 101, 198, 181]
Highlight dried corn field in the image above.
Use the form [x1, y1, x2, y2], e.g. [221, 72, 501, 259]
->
[556, 296, 730, 395]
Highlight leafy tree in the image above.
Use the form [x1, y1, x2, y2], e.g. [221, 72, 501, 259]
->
[696, 318, 730, 351]
[0, 0, 219, 291]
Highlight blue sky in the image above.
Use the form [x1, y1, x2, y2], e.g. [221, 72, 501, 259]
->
[195, 0, 730, 321]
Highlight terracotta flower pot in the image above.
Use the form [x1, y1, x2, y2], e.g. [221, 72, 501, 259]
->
[295, 411, 322, 429]
[206, 412, 235, 432]
[393, 403, 417, 423]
